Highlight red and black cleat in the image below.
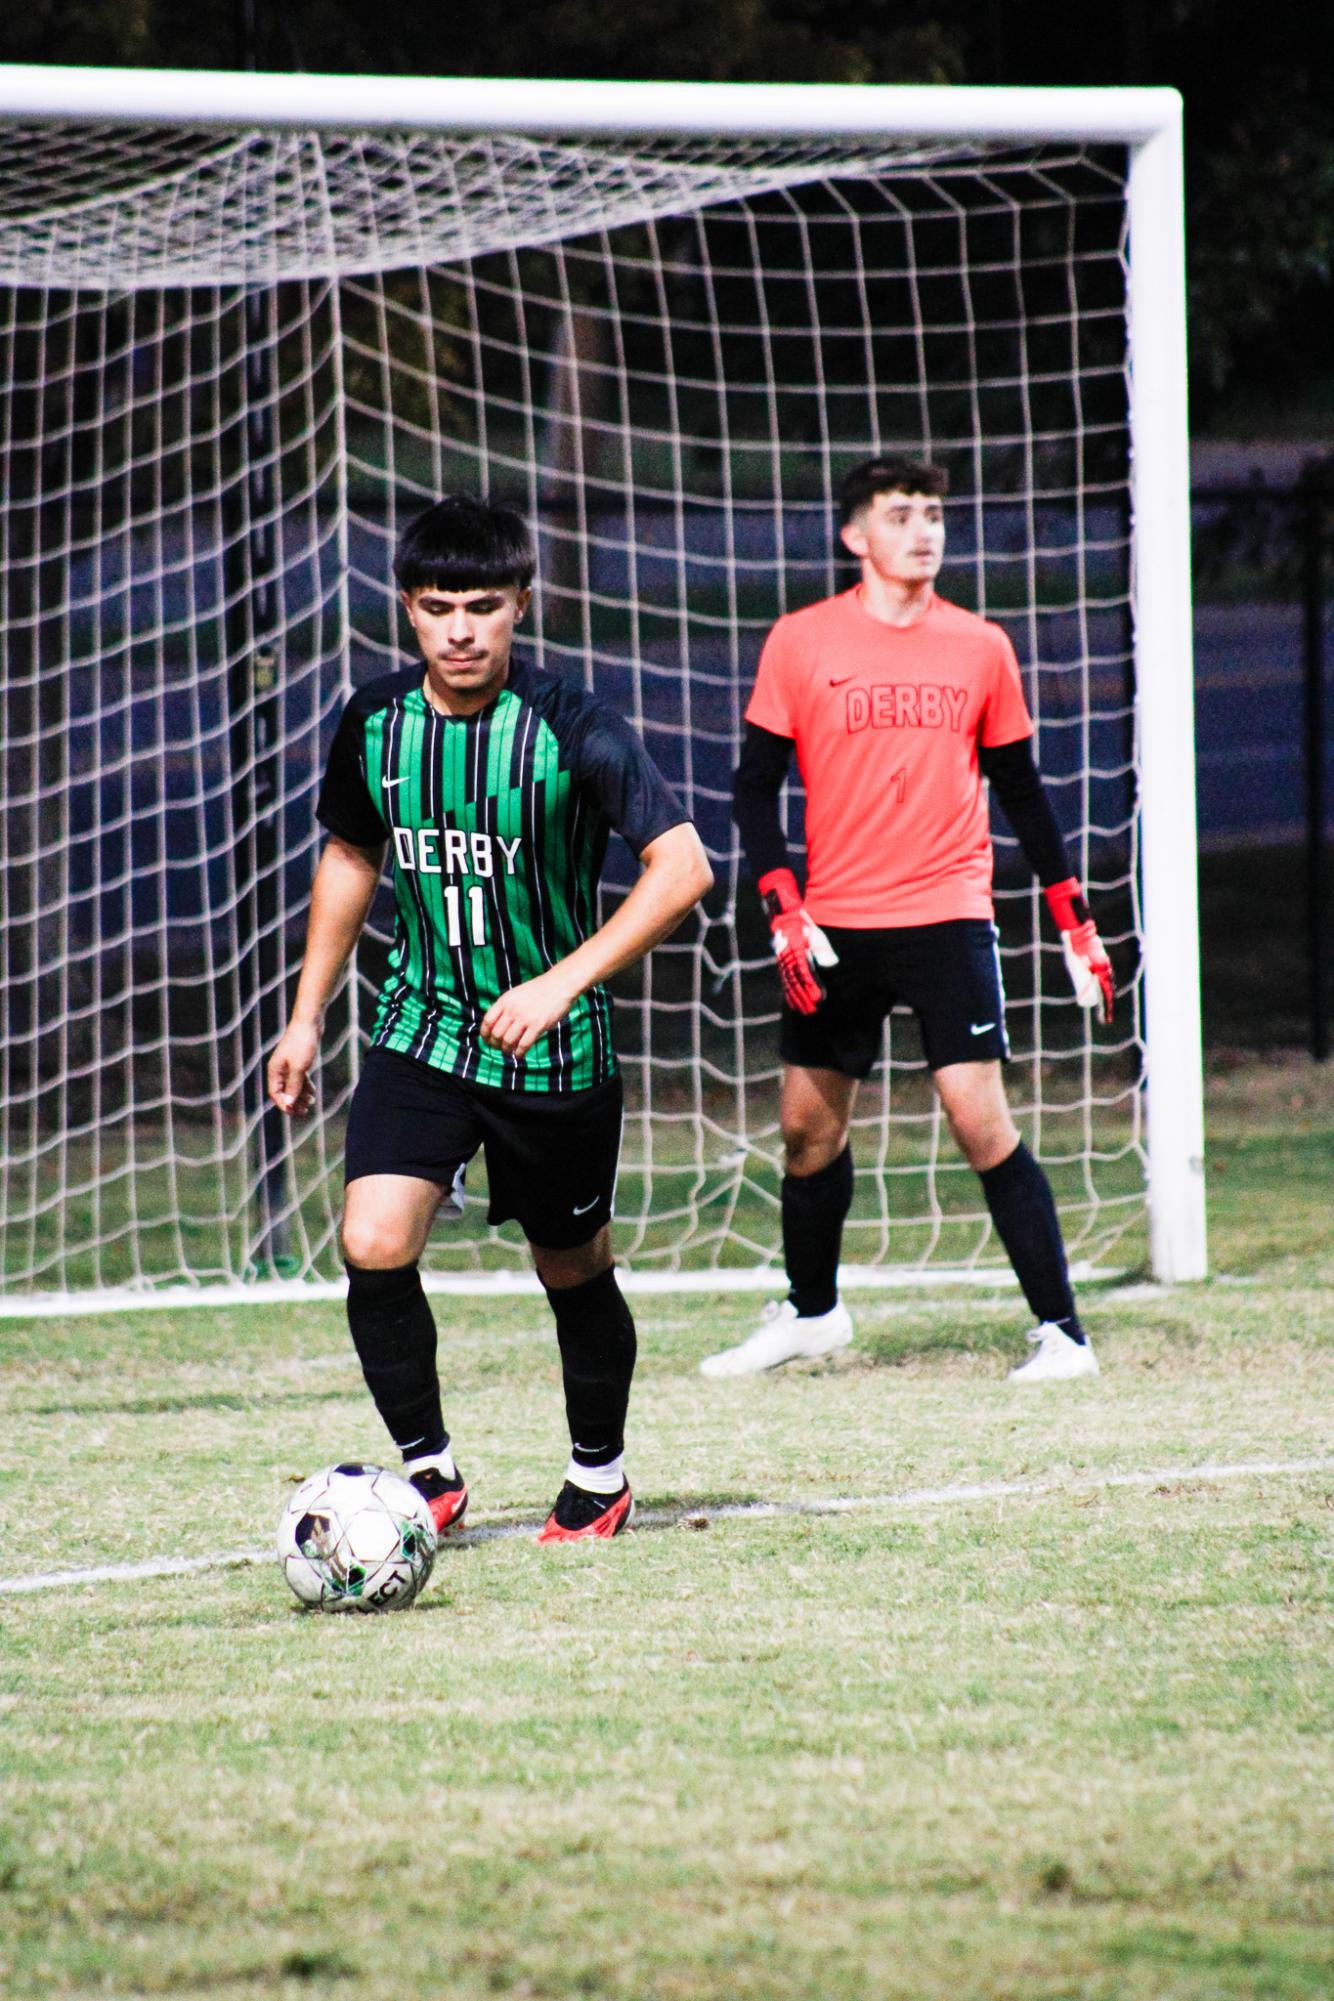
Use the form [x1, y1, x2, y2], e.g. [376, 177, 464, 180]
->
[408, 1464, 469, 1535]
[537, 1479, 634, 1544]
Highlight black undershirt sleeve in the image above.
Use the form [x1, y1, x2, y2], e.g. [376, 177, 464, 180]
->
[731, 721, 795, 884]
[979, 736, 1074, 888]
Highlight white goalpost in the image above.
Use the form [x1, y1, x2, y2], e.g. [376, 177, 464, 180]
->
[0, 69, 1205, 1305]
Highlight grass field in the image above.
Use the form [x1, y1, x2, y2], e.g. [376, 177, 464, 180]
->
[2, 1055, 1331, 2000]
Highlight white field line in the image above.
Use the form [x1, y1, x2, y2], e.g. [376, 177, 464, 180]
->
[3, 1455, 1331, 1598]
[0, 1261, 1127, 1318]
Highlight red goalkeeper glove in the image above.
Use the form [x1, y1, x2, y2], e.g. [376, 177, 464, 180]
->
[1044, 877, 1115, 1025]
[758, 868, 839, 1016]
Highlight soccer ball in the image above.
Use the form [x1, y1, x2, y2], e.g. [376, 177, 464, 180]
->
[277, 1462, 438, 1613]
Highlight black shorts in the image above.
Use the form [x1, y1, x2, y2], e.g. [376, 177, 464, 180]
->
[779, 919, 1010, 1078]
[344, 1047, 624, 1250]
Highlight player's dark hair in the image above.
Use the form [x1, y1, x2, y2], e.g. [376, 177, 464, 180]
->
[394, 494, 536, 593]
[838, 456, 949, 525]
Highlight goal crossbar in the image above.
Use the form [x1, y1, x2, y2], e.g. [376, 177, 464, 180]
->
[0, 68, 1184, 146]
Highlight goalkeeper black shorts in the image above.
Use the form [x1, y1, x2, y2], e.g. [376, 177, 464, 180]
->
[344, 1047, 624, 1249]
[779, 917, 1010, 1077]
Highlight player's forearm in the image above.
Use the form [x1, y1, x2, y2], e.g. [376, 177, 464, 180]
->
[289, 837, 384, 1027]
[479, 826, 711, 1059]
[732, 721, 795, 883]
[553, 824, 713, 998]
[979, 737, 1072, 886]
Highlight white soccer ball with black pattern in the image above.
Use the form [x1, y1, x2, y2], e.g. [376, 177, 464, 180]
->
[277, 1462, 438, 1613]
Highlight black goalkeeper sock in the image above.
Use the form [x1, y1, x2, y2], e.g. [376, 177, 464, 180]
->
[344, 1260, 449, 1457]
[542, 1266, 637, 1470]
[783, 1146, 853, 1318]
[978, 1143, 1085, 1341]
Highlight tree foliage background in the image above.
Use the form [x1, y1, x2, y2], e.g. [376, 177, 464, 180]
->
[1, 0, 1331, 430]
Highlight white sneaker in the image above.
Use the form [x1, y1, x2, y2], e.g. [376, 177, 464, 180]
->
[700, 1298, 853, 1378]
[1007, 1322, 1100, 1384]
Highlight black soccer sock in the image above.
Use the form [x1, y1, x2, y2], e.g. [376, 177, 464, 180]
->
[542, 1266, 637, 1471]
[783, 1145, 853, 1318]
[978, 1143, 1085, 1341]
[344, 1260, 449, 1457]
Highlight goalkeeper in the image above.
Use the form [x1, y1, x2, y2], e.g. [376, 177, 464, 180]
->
[702, 457, 1113, 1385]
[269, 495, 711, 1540]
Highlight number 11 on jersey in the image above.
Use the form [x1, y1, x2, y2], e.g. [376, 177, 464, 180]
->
[443, 883, 486, 947]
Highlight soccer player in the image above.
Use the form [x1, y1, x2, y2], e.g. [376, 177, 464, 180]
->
[702, 456, 1114, 1384]
[268, 495, 712, 1540]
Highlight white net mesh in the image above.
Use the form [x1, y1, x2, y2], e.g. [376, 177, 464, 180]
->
[0, 119, 1145, 1297]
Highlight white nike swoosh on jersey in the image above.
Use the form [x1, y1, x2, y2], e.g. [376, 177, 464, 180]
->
[572, 1196, 599, 1215]
[970, 1021, 995, 1034]
[384, 775, 407, 787]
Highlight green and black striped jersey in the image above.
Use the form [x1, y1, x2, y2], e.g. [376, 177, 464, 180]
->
[316, 658, 688, 1093]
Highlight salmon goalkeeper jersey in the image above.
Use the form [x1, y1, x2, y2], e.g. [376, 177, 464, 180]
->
[317, 658, 687, 1093]
[744, 588, 1035, 927]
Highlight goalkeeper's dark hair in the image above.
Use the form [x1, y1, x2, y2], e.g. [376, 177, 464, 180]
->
[838, 456, 949, 525]
[394, 494, 536, 593]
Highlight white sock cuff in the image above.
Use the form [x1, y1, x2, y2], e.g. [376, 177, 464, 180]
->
[566, 1452, 624, 1494]
[403, 1446, 457, 1480]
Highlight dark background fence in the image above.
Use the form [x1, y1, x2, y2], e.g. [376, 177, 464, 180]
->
[1192, 461, 1333, 1060]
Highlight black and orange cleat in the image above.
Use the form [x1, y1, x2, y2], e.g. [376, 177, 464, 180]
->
[408, 1462, 469, 1535]
[536, 1479, 634, 1544]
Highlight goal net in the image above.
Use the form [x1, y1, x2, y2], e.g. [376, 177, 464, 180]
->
[0, 80, 1200, 1301]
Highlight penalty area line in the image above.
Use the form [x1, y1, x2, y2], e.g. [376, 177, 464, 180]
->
[2, 1455, 1331, 1596]
[0, 1547, 271, 1596]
